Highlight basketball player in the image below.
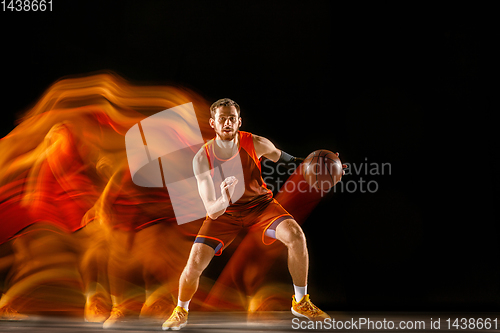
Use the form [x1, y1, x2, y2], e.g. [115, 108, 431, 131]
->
[163, 98, 335, 330]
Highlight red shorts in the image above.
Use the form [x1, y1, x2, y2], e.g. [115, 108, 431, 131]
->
[194, 198, 293, 256]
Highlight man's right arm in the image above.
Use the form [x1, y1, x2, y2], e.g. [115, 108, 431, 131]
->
[193, 149, 238, 220]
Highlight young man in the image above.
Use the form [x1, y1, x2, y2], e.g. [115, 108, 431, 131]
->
[162, 98, 330, 330]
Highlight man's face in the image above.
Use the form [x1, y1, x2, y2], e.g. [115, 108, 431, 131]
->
[210, 106, 241, 141]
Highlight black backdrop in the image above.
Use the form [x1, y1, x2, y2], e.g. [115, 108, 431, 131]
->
[0, 2, 496, 311]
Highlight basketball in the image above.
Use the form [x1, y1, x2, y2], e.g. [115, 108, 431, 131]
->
[302, 149, 343, 191]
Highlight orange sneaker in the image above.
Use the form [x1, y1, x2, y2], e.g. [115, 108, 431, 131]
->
[162, 306, 188, 330]
[0, 305, 28, 320]
[291, 294, 330, 320]
[84, 296, 110, 323]
[102, 307, 125, 329]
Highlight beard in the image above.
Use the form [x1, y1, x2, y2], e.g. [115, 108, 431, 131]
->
[215, 127, 239, 141]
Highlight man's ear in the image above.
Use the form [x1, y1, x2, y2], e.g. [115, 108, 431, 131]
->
[238, 117, 242, 128]
[209, 117, 215, 128]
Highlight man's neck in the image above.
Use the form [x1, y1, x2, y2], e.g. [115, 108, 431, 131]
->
[214, 132, 239, 158]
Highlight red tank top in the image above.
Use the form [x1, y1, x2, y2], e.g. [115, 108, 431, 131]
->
[204, 131, 272, 211]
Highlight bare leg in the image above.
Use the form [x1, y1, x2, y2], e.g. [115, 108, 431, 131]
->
[275, 219, 308, 287]
[275, 219, 330, 320]
[178, 243, 214, 303]
[162, 243, 214, 329]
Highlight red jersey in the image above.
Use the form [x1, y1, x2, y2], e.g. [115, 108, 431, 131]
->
[203, 131, 272, 211]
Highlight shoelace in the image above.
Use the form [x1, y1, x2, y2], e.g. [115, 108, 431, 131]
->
[109, 308, 124, 319]
[0, 307, 26, 319]
[94, 305, 107, 315]
[169, 309, 186, 321]
[89, 300, 108, 314]
[2, 307, 17, 316]
[298, 300, 321, 315]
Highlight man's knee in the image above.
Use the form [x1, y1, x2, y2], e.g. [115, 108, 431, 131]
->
[181, 264, 203, 280]
[182, 243, 214, 279]
[276, 219, 306, 248]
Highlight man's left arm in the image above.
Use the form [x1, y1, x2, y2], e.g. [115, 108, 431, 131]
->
[253, 134, 294, 163]
[253, 134, 346, 175]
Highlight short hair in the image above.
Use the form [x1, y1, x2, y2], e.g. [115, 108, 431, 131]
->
[210, 98, 240, 119]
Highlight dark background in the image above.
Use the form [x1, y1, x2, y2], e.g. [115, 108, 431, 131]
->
[0, 2, 496, 311]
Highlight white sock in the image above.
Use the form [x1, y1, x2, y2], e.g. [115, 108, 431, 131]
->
[294, 284, 307, 302]
[177, 299, 190, 311]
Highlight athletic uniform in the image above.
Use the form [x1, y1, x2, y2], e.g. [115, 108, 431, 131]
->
[194, 131, 292, 256]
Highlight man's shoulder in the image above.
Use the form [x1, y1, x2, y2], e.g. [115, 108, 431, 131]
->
[251, 133, 273, 148]
[242, 131, 261, 143]
[248, 133, 279, 161]
[193, 146, 211, 176]
[194, 143, 209, 163]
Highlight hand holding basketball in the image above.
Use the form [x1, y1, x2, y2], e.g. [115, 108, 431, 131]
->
[302, 150, 345, 191]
